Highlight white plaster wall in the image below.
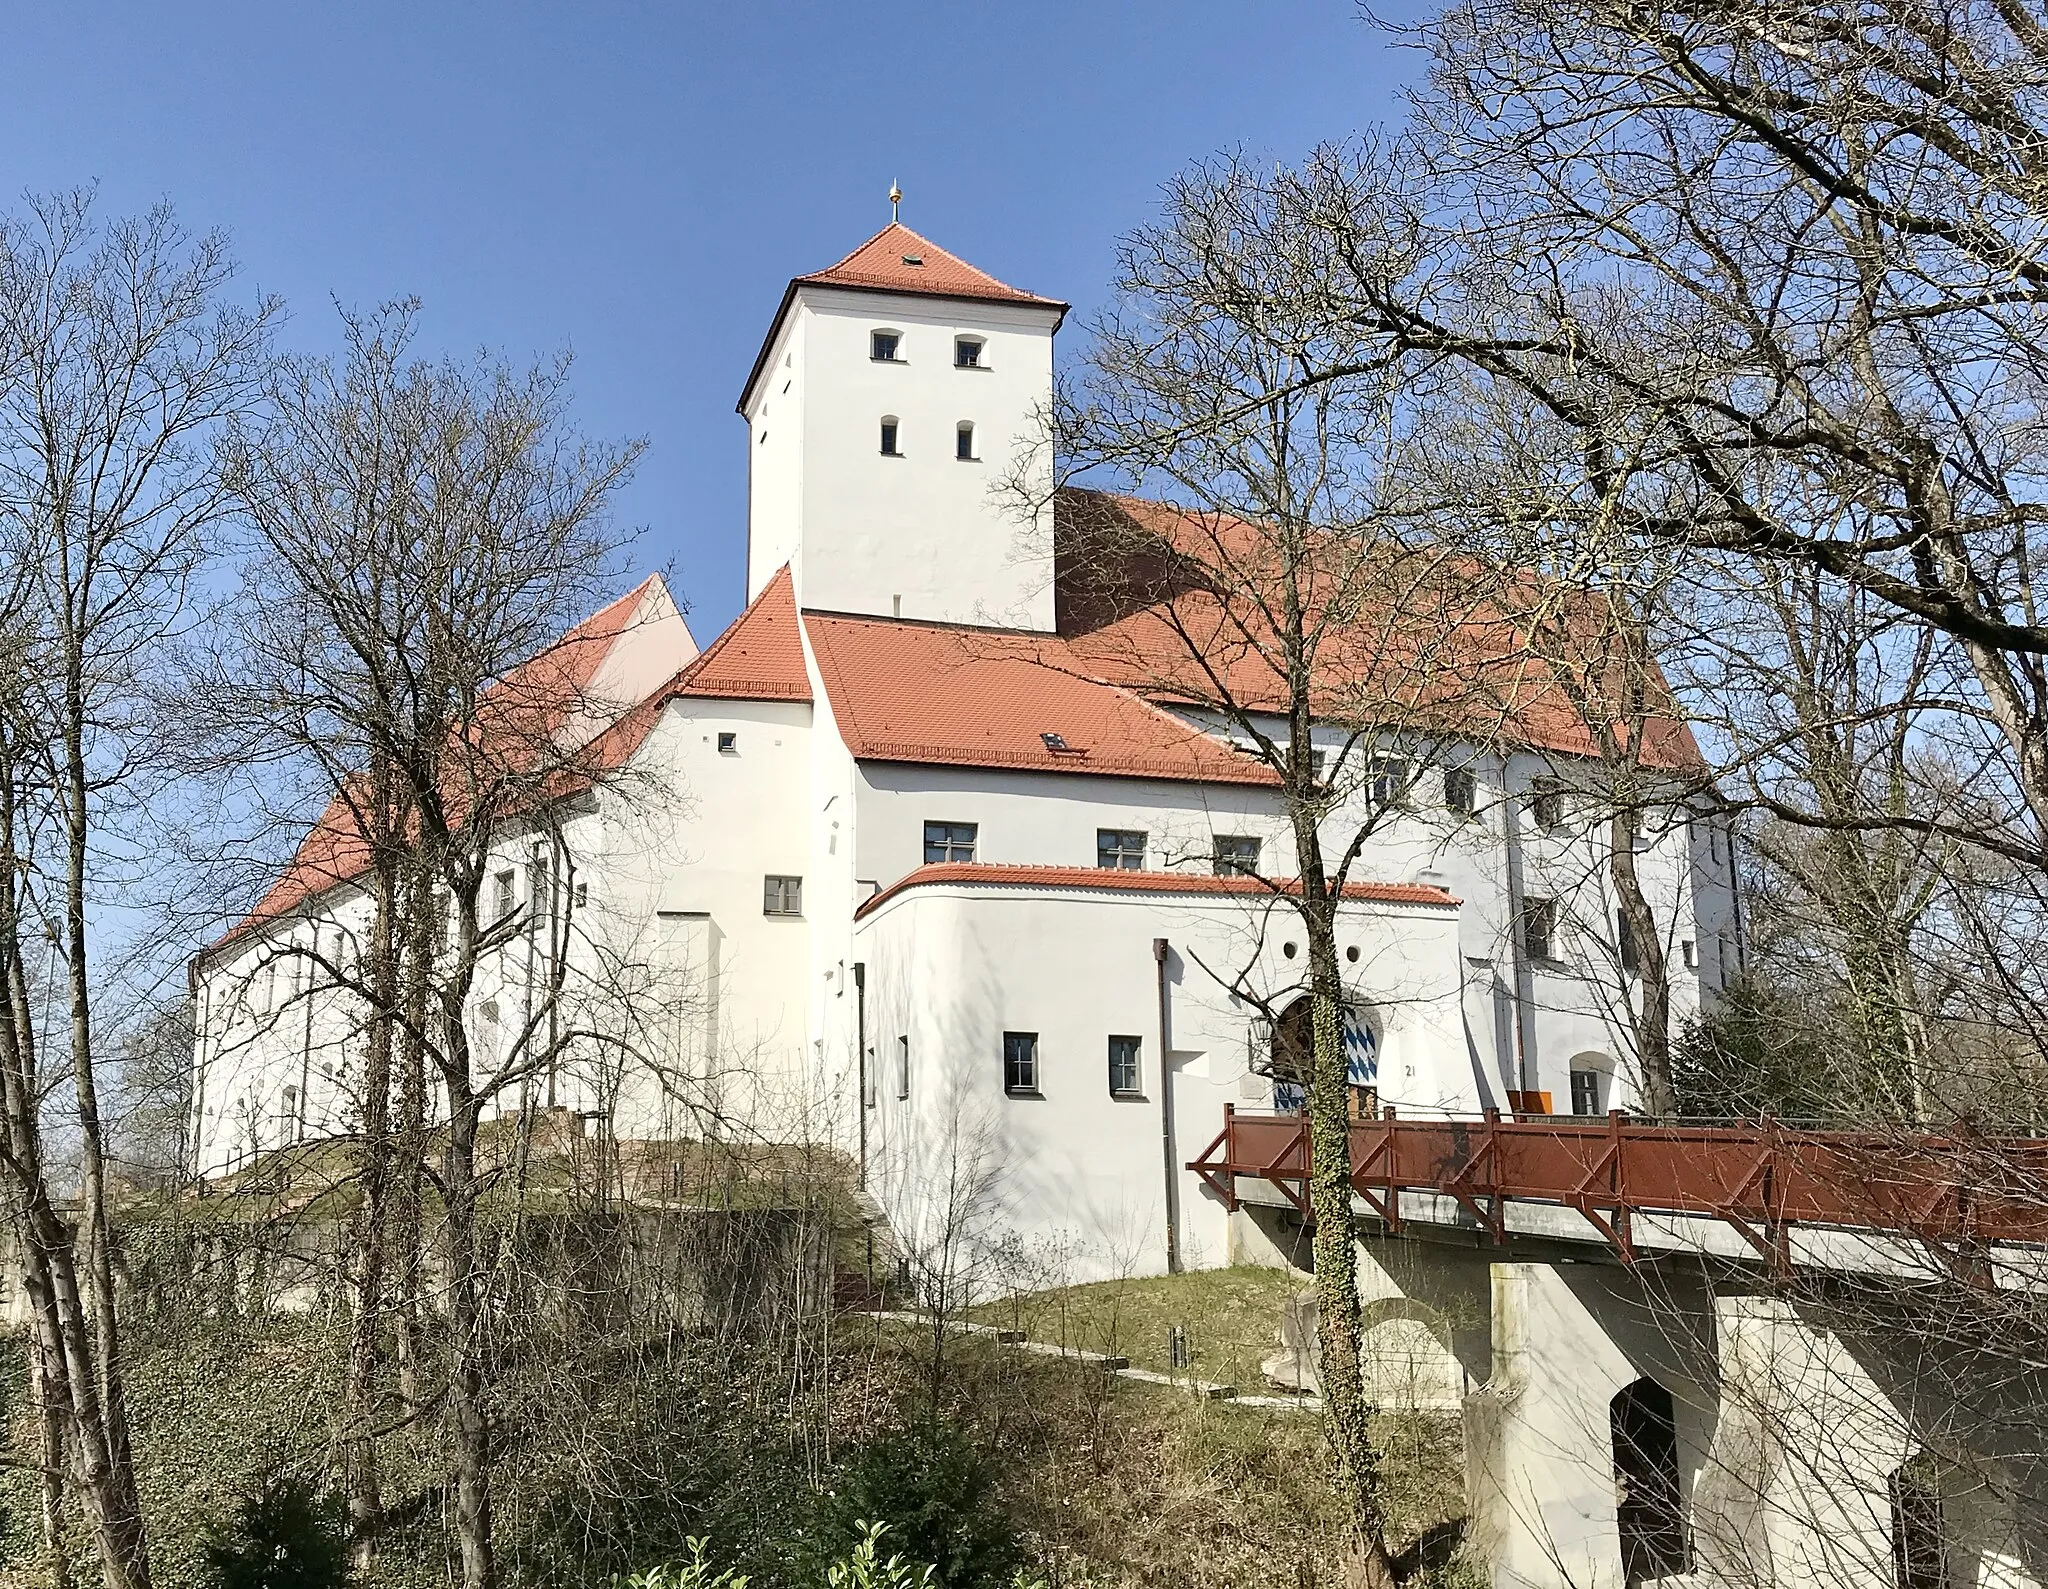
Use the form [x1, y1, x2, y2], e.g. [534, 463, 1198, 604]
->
[784, 287, 1059, 630]
[855, 880, 1464, 1289]
[742, 310, 806, 603]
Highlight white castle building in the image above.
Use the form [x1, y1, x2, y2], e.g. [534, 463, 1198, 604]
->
[190, 221, 1739, 1284]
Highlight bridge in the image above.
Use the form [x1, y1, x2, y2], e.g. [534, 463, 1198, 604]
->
[1187, 1104, 2048, 1589]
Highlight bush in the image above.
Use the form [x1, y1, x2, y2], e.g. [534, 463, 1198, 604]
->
[200, 1474, 347, 1589]
[805, 1425, 1023, 1589]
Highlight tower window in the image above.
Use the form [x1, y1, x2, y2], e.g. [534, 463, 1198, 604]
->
[954, 336, 985, 368]
[956, 421, 977, 461]
[870, 330, 902, 362]
[879, 418, 901, 456]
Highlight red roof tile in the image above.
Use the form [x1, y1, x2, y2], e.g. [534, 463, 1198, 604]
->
[1057, 490, 1706, 774]
[213, 576, 695, 954]
[667, 566, 812, 703]
[802, 611, 1278, 786]
[740, 224, 1066, 411]
[796, 223, 1065, 311]
[856, 863, 1459, 921]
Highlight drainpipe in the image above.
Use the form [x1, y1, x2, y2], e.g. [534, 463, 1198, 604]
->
[853, 961, 868, 1186]
[1155, 937, 1182, 1275]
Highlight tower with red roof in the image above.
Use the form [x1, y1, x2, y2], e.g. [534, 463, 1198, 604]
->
[737, 222, 1068, 631]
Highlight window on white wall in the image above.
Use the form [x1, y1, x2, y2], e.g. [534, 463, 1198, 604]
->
[879, 417, 901, 457]
[1096, 829, 1146, 869]
[924, 821, 977, 863]
[955, 421, 977, 461]
[493, 868, 516, 922]
[954, 336, 985, 368]
[1108, 1035, 1142, 1097]
[1570, 1067, 1605, 1115]
[763, 875, 804, 917]
[896, 1035, 909, 1101]
[1367, 757, 1412, 806]
[1529, 780, 1565, 832]
[1213, 835, 1261, 876]
[1522, 896, 1558, 963]
[1444, 767, 1476, 817]
[1003, 1031, 1039, 1096]
[870, 330, 902, 362]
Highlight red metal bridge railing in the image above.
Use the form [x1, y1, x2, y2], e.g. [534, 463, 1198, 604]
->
[1186, 1104, 2048, 1274]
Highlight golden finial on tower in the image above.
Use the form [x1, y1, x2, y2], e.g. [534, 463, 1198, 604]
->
[889, 181, 902, 223]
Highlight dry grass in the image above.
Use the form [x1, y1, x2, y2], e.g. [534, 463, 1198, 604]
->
[966, 1264, 1310, 1394]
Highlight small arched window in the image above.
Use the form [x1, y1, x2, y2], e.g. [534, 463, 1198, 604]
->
[954, 335, 986, 368]
[956, 421, 977, 461]
[879, 417, 901, 457]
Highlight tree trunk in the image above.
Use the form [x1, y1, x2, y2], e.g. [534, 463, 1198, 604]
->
[1608, 807, 1677, 1115]
[1294, 797, 1400, 1589]
[441, 1080, 495, 1589]
[342, 828, 399, 1566]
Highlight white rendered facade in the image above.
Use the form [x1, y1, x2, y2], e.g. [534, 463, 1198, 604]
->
[192, 224, 1739, 1287]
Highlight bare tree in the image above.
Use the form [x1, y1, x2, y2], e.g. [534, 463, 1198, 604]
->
[1018, 168, 1539, 1589]
[0, 189, 274, 1589]
[204, 300, 642, 1589]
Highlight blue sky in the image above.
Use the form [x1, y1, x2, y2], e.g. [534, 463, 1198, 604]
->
[2, 3, 1414, 640]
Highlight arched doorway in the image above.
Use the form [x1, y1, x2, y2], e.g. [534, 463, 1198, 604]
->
[1611, 1378, 1688, 1584]
[1268, 998, 1378, 1118]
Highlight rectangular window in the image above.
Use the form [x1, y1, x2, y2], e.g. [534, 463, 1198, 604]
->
[871, 330, 901, 362]
[1108, 1035, 1143, 1097]
[896, 1035, 910, 1101]
[1523, 896, 1557, 963]
[1096, 828, 1146, 869]
[1213, 834, 1261, 876]
[1003, 1031, 1039, 1096]
[956, 422, 976, 460]
[879, 419, 900, 456]
[717, 731, 737, 753]
[1570, 1068, 1603, 1116]
[1529, 781, 1564, 832]
[1367, 757, 1411, 806]
[493, 869, 516, 922]
[574, 880, 589, 910]
[1681, 939, 1698, 970]
[763, 875, 804, 916]
[954, 337, 983, 368]
[1617, 911, 1640, 974]
[1444, 767, 1476, 817]
[923, 821, 977, 863]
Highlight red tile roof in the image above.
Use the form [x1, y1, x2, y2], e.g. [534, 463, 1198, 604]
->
[796, 223, 1065, 311]
[740, 223, 1066, 412]
[666, 566, 812, 703]
[855, 863, 1459, 921]
[802, 611, 1279, 786]
[1056, 490, 1706, 774]
[213, 576, 695, 954]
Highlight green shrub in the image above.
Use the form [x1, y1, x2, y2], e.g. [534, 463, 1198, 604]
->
[614, 1536, 751, 1589]
[806, 1425, 1023, 1589]
[200, 1474, 347, 1589]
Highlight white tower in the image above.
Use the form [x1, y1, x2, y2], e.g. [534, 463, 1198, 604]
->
[736, 218, 1067, 632]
